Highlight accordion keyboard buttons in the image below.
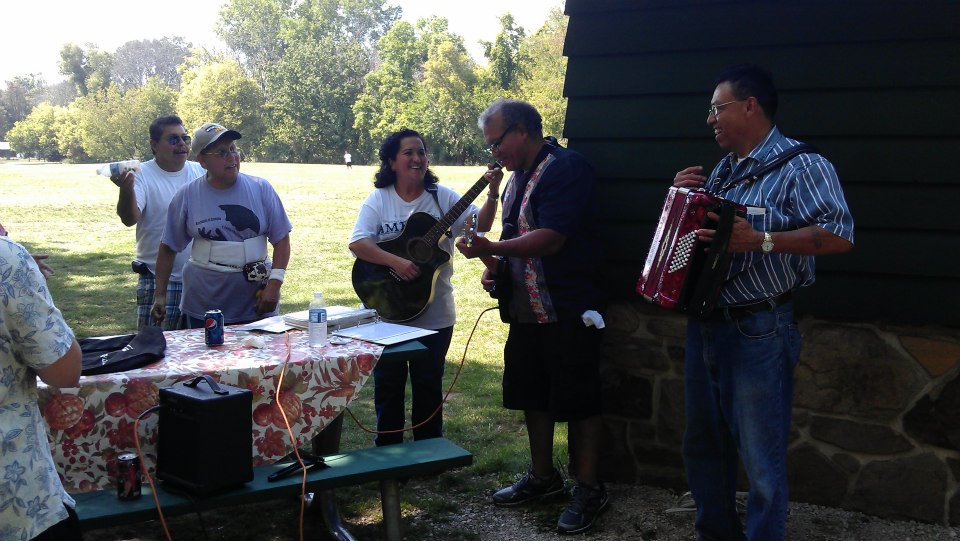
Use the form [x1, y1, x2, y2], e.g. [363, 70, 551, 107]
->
[668, 231, 697, 273]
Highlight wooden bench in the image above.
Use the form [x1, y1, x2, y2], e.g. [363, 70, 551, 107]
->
[74, 437, 473, 541]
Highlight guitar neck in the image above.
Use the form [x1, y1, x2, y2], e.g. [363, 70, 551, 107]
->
[422, 173, 493, 245]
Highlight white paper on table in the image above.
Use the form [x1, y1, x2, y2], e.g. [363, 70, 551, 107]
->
[332, 321, 437, 346]
[232, 314, 292, 333]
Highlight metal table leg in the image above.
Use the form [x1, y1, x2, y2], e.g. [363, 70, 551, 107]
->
[379, 479, 402, 541]
[309, 413, 358, 541]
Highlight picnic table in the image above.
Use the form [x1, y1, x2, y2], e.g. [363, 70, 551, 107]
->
[38, 327, 383, 492]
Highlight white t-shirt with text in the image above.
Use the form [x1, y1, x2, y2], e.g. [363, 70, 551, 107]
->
[349, 184, 478, 330]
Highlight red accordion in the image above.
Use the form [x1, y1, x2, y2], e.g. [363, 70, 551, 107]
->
[637, 186, 745, 319]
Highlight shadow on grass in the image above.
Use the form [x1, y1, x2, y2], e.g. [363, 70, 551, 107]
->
[36, 248, 138, 337]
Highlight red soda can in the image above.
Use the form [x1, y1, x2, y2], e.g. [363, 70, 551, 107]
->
[117, 452, 142, 500]
[204, 309, 224, 346]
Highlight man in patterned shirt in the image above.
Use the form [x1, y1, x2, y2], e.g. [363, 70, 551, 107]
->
[457, 99, 608, 535]
[672, 64, 854, 541]
[0, 236, 83, 541]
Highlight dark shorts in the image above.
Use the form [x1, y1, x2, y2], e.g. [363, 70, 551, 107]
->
[502, 320, 604, 422]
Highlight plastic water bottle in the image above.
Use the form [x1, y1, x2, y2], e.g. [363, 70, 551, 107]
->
[96, 160, 141, 177]
[308, 292, 327, 347]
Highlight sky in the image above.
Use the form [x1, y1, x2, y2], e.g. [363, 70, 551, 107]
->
[1, 0, 562, 85]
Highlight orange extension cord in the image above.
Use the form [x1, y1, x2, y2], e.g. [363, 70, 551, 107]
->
[345, 307, 496, 436]
[273, 330, 309, 541]
[134, 407, 172, 541]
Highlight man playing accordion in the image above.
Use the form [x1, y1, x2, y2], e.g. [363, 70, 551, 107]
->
[672, 64, 854, 541]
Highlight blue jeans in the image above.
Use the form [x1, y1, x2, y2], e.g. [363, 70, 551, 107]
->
[682, 301, 801, 541]
[373, 326, 453, 446]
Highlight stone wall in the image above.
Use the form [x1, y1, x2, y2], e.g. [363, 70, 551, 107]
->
[599, 299, 960, 525]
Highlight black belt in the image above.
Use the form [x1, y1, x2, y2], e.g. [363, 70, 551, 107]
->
[721, 291, 793, 320]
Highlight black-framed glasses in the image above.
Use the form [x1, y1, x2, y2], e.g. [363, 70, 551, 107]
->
[166, 134, 192, 146]
[202, 147, 241, 159]
[708, 99, 744, 118]
[486, 125, 515, 154]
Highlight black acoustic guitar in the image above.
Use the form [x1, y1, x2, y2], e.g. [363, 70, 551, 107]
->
[351, 167, 498, 322]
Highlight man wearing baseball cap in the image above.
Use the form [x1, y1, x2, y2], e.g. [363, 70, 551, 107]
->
[151, 122, 293, 328]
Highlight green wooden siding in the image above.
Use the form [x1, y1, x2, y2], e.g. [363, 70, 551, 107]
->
[562, 0, 960, 324]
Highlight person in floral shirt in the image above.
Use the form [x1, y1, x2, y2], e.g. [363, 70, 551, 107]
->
[0, 236, 83, 541]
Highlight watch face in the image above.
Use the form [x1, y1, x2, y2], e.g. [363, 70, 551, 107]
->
[762, 233, 773, 253]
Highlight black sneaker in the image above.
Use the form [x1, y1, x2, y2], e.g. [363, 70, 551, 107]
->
[491, 467, 565, 506]
[556, 482, 609, 534]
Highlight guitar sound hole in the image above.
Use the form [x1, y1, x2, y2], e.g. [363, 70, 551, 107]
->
[407, 238, 432, 264]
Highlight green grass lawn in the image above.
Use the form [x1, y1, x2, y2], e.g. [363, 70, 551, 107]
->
[0, 159, 570, 534]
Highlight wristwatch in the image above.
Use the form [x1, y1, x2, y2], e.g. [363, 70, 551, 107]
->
[761, 232, 774, 254]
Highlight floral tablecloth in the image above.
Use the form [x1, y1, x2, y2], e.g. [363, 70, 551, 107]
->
[37, 328, 384, 493]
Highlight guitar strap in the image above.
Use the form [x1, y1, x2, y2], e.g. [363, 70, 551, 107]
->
[424, 184, 453, 238]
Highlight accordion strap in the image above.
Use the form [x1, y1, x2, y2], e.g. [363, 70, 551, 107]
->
[687, 200, 738, 319]
[716, 144, 817, 195]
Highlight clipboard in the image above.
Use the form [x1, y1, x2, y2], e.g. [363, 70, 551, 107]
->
[332, 321, 437, 346]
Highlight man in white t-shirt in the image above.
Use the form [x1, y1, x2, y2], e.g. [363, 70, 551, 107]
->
[110, 115, 205, 330]
[344, 150, 352, 169]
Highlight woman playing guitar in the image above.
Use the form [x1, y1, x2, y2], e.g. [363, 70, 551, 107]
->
[348, 128, 502, 446]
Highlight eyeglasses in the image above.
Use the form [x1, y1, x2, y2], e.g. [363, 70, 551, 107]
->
[708, 99, 744, 118]
[202, 147, 241, 159]
[166, 134, 192, 146]
[486, 125, 515, 154]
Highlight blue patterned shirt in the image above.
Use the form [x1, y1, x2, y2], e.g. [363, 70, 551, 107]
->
[0, 237, 76, 541]
[703, 127, 855, 306]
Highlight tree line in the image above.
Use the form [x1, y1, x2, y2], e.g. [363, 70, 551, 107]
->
[1, 0, 567, 166]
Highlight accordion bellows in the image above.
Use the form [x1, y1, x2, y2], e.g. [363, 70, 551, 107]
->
[637, 187, 745, 319]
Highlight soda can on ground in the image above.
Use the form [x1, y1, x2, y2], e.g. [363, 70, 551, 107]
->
[117, 452, 142, 500]
[205, 309, 224, 346]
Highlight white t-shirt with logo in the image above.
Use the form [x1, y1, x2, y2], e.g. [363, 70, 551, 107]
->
[133, 159, 205, 281]
[162, 172, 293, 324]
[349, 184, 479, 330]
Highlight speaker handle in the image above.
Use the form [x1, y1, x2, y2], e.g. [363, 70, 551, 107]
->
[183, 375, 229, 395]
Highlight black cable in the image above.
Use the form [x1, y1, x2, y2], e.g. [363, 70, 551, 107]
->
[137, 404, 163, 420]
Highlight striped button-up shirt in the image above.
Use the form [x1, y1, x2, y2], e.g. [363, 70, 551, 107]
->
[704, 126, 855, 306]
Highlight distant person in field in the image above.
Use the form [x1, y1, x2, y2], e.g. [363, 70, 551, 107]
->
[0, 235, 83, 541]
[344, 150, 353, 169]
[151, 122, 292, 328]
[109, 115, 205, 330]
